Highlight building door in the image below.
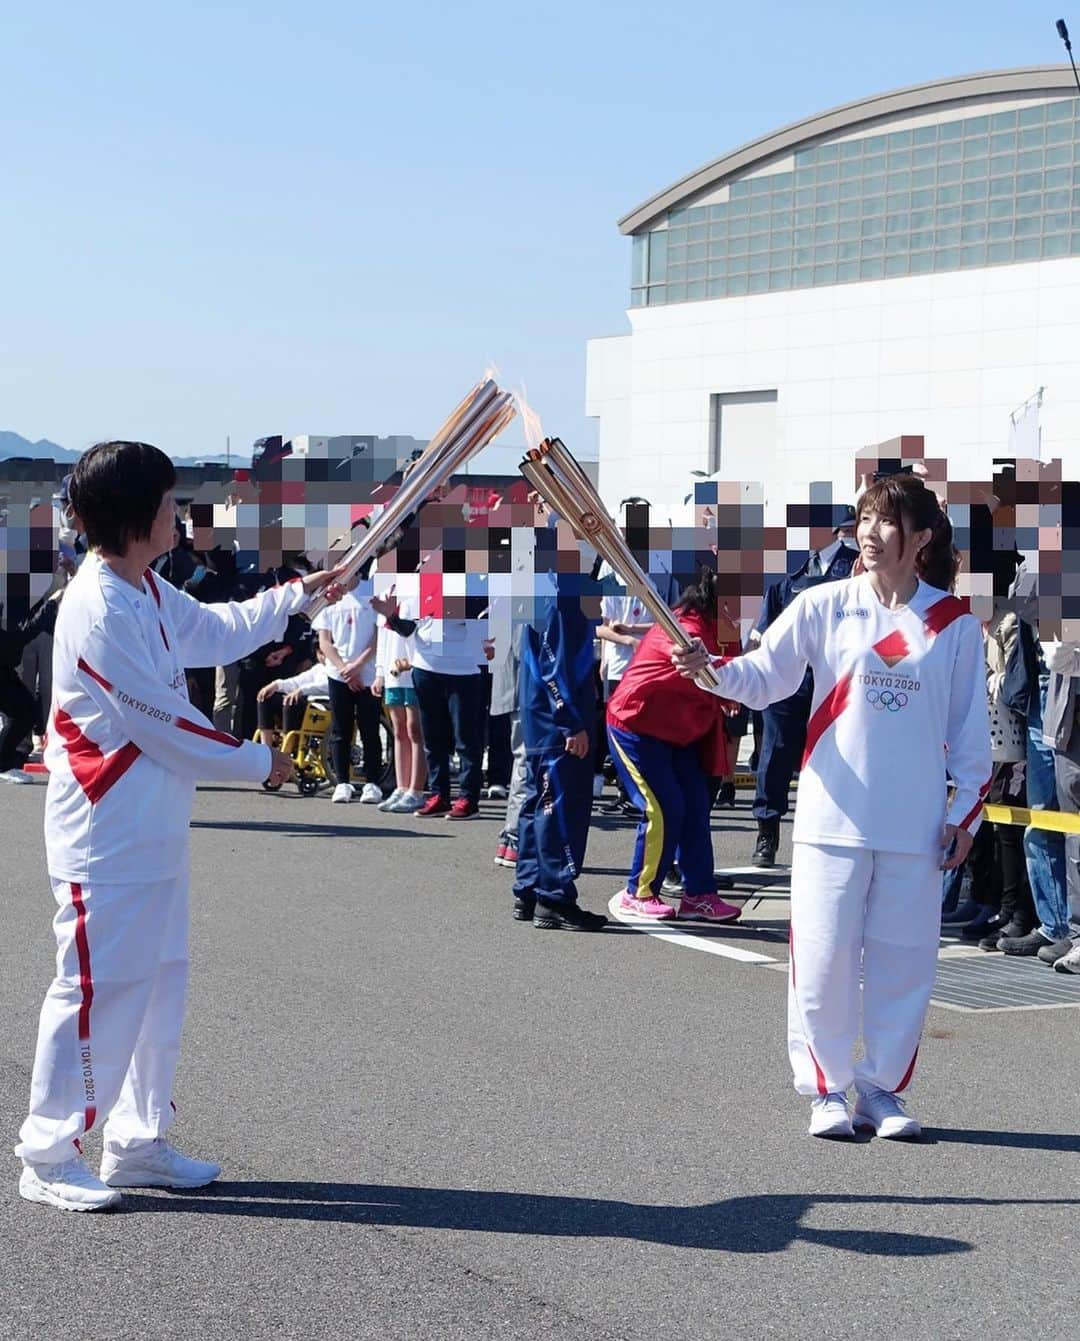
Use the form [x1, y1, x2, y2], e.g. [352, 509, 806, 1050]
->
[709, 390, 778, 479]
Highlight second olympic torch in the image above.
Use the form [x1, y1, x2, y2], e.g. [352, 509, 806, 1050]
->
[519, 437, 722, 691]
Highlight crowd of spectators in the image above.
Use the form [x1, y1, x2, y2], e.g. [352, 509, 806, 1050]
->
[1, 495, 1078, 973]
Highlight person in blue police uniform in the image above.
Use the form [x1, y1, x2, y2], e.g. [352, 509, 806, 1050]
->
[511, 597, 608, 932]
[750, 508, 858, 868]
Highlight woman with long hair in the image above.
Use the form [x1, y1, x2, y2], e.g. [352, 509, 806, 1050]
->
[674, 474, 991, 1140]
[606, 568, 743, 924]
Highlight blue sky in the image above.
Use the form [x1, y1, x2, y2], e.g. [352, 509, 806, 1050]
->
[0, 2, 1068, 461]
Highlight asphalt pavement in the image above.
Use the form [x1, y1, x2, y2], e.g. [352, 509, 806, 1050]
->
[1, 778, 1077, 1341]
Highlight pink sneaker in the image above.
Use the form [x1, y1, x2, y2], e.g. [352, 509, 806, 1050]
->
[678, 893, 742, 923]
[618, 890, 677, 921]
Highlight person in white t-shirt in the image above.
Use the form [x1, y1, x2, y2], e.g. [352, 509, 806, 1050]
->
[16, 440, 342, 1212]
[673, 474, 991, 1142]
[598, 592, 654, 689]
[311, 579, 383, 804]
[371, 589, 426, 813]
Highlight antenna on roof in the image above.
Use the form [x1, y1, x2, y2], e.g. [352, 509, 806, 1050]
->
[1058, 18, 1080, 94]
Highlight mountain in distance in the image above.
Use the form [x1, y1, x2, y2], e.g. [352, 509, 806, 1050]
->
[0, 432, 234, 467]
[0, 431, 79, 462]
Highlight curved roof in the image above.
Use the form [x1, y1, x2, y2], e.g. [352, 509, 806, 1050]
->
[619, 66, 1079, 235]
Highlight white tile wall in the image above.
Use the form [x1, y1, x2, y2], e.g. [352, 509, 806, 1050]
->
[586, 257, 1080, 521]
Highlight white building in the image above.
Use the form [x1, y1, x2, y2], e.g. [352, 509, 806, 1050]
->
[586, 67, 1080, 519]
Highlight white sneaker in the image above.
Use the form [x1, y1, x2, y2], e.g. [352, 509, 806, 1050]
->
[100, 1139, 221, 1189]
[853, 1086, 921, 1139]
[592, 774, 605, 799]
[332, 783, 353, 804]
[19, 1156, 122, 1211]
[388, 791, 425, 813]
[808, 1092, 854, 1139]
[359, 782, 383, 804]
[485, 784, 509, 800]
[378, 787, 405, 811]
[1053, 942, 1080, 974]
[0, 768, 32, 785]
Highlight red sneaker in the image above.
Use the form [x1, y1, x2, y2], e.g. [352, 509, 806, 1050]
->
[447, 797, 479, 820]
[416, 795, 451, 817]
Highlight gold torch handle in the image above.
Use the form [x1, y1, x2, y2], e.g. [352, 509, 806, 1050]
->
[520, 450, 722, 692]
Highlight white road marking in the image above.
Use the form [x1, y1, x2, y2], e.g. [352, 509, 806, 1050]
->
[607, 895, 776, 963]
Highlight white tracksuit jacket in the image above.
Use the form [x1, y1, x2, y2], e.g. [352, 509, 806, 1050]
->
[705, 573, 993, 1098]
[708, 573, 993, 853]
[43, 555, 310, 884]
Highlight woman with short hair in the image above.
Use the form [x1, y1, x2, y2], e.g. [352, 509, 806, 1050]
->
[16, 440, 341, 1212]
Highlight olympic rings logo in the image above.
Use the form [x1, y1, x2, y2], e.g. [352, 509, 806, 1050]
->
[866, 689, 908, 712]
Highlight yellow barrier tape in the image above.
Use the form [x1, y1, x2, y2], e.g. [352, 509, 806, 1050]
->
[981, 803, 1080, 834]
[729, 780, 1079, 833]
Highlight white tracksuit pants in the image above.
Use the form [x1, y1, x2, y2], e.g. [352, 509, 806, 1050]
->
[16, 875, 188, 1166]
[787, 842, 941, 1097]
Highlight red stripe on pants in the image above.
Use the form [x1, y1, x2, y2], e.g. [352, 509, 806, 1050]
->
[790, 923, 828, 1095]
[895, 1046, 919, 1093]
[70, 884, 97, 1131]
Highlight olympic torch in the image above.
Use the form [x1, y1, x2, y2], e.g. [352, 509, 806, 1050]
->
[306, 377, 516, 619]
[520, 437, 721, 691]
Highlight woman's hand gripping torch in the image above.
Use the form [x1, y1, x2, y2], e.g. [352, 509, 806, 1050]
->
[518, 436, 722, 692]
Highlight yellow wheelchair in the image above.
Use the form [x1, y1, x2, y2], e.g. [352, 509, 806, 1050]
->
[260, 696, 333, 796]
[260, 695, 395, 797]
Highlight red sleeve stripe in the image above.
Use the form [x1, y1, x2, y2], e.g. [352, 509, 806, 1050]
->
[77, 657, 114, 693]
[176, 717, 243, 748]
[958, 774, 994, 831]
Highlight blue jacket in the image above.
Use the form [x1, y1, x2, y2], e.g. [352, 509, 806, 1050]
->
[519, 603, 597, 753]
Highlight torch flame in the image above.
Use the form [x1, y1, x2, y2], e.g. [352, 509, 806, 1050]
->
[514, 386, 545, 457]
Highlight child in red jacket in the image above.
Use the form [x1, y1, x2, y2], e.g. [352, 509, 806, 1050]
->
[607, 569, 743, 922]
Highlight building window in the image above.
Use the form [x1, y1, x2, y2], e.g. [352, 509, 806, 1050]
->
[634, 95, 1080, 306]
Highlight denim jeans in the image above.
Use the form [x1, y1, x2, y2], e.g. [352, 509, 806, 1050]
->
[1054, 745, 1080, 938]
[940, 862, 965, 914]
[412, 668, 483, 802]
[1025, 676, 1070, 940]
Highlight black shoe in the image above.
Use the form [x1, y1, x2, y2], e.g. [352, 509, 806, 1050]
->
[661, 868, 685, 897]
[942, 898, 985, 926]
[1037, 937, 1075, 965]
[714, 782, 736, 809]
[1000, 929, 1052, 956]
[978, 926, 1006, 952]
[533, 900, 607, 931]
[752, 820, 779, 868]
[512, 895, 536, 922]
[959, 910, 1004, 940]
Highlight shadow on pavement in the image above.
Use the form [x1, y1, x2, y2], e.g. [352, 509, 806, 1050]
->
[921, 1128, 1080, 1153]
[125, 1185, 1080, 1254]
[190, 820, 450, 839]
